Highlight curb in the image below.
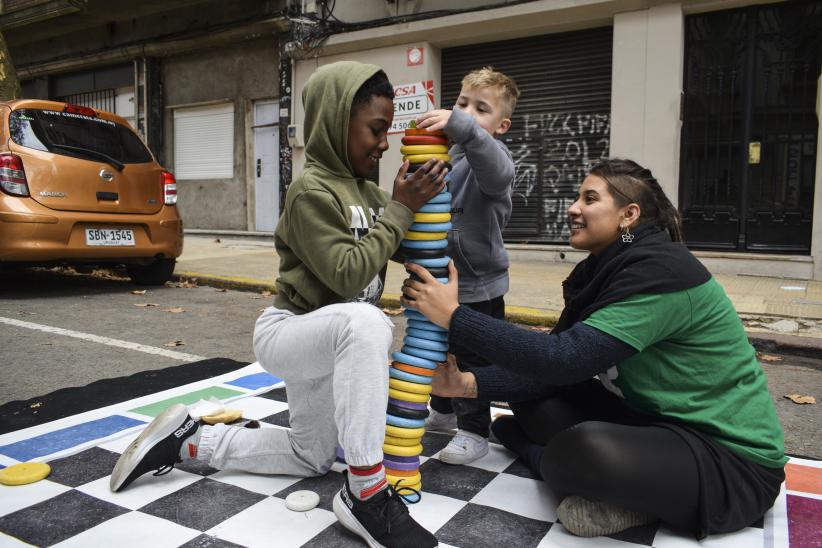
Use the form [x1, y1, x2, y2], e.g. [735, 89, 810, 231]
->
[174, 271, 821, 358]
[175, 271, 561, 327]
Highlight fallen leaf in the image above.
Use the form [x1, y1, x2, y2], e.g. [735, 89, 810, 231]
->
[382, 307, 403, 316]
[133, 303, 159, 307]
[30, 402, 42, 409]
[164, 340, 185, 347]
[214, 238, 221, 243]
[784, 394, 815, 405]
[757, 353, 783, 362]
[166, 278, 198, 288]
[131, 290, 147, 295]
[215, 288, 227, 292]
[260, 290, 272, 297]
[530, 326, 552, 332]
[164, 307, 185, 313]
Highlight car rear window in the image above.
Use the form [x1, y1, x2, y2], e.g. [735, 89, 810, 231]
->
[9, 108, 153, 164]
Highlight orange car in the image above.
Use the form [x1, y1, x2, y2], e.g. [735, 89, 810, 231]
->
[0, 99, 182, 285]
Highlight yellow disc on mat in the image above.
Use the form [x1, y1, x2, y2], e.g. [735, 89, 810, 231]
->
[383, 442, 423, 456]
[387, 472, 422, 486]
[404, 153, 451, 164]
[0, 462, 51, 486]
[384, 434, 423, 447]
[400, 145, 449, 156]
[414, 212, 451, 223]
[385, 424, 425, 439]
[388, 387, 430, 403]
[389, 378, 433, 395]
[403, 231, 447, 241]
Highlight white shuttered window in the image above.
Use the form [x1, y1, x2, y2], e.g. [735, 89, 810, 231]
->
[173, 103, 234, 179]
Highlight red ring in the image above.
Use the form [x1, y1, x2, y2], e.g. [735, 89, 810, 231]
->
[405, 128, 446, 137]
[401, 136, 449, 146]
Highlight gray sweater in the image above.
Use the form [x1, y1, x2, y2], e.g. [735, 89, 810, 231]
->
[445, 108, 515, 303]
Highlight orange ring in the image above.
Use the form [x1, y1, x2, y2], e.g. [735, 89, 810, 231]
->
[402, 136, 448, 146]
[405, 128, 446, 137]
[393, 361, 435, 377]
[384, 467, 419, 477]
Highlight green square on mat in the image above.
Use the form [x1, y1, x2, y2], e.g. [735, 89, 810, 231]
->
[129, 386, 245, 417]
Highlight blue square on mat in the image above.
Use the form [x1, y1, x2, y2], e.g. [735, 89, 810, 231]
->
[224, 372, 282, 390]
[0, 415, 145, 462]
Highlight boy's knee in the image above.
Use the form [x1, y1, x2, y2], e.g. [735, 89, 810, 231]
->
[337, 303, 392, 340]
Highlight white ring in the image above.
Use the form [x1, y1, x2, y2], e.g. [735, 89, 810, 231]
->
[285, 490, 320, 512]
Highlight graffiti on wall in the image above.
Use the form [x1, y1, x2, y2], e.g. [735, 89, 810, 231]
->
[508, 111, 610, 241]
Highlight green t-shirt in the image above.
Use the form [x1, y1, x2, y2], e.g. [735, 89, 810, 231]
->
[583, 278, 786, 468]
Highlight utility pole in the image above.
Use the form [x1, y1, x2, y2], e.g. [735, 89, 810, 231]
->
[0, 31, 20, 100]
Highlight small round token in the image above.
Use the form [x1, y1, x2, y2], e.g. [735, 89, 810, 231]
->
[0, 462, 51, 486]
[285, 490, 320, 512]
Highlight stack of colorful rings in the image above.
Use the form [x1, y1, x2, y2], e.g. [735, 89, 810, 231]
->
[382, 126, 452, 496]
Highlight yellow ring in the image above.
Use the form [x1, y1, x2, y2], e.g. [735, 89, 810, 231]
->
[404, 231, 447, 241]
[400, 145, 449, 156]
[389, 378, 434, 395]
[383, 442, 423, 456]
[387, 472, 422, 486]
[385, 424, 425, 439]
[404, 153, 451, 164]
[414, 212, 451, 223]
[384, 434, 422, 446]
[388, 388, 430, 403]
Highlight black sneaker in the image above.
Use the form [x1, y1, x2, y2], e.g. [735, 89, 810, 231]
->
[333, 471, 437, 548]
[109, 403, 199, 492]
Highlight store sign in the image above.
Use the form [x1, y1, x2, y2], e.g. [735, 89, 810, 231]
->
[390, 80, 435, 134]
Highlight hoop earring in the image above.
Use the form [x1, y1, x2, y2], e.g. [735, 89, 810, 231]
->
[621, 224, 634, 243]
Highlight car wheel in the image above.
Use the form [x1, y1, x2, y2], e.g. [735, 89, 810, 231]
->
[127, 258, 176, 286]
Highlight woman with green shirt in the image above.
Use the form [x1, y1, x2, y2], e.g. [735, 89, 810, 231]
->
[401, 158, 786, 539]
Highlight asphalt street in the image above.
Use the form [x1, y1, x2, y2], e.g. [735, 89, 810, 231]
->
[1, 268, 819, 459]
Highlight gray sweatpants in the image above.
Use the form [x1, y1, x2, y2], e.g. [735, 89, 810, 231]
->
[197, 302, 393, 476]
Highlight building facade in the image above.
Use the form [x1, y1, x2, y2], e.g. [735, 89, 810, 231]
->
[286, 0, 822, 279]
[2, 0, 287, 232]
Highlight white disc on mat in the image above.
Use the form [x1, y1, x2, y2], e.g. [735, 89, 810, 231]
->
[285, 490, 320, 512]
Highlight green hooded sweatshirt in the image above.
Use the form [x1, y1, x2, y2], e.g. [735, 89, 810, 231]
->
[273, 61, 413, 314]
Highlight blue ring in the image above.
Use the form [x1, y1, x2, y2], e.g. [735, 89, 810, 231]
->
[404, 335, 449, 352]
[406, 327, 448, 342]
[390, 367, 433, 385]
[407, 319, 448, 333]
[403, 309, 428, 321]
[386, 413, 426, 429]
[402, 345, 447, 363]
[408, 256, 451, 268]
[409, 222, 452, 232]
[418, 203, 451, 213]
[401, 239, 448, 250]
[427, 192, 452, 204]
[392, 351, 438, 370]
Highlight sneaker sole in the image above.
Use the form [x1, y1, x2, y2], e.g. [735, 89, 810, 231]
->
[332, 491, 386, 548]
[438, 445, 489, 465]
[109, 403, 189, 492]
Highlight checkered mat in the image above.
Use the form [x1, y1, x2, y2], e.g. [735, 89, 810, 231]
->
[1, 362, 819, 547]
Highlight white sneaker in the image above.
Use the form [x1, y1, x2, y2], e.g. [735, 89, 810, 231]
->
[438, 430, 489, 465]
[424, 409, 458, 432]
[556, 496, 655, 537]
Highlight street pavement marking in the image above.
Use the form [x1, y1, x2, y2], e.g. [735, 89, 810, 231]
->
[0, 316, 207, 361]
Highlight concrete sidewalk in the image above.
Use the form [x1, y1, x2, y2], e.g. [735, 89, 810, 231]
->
[175, 233, 822, 351]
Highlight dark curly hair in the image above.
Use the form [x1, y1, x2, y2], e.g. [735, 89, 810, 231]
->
[351, 70, 394, 110]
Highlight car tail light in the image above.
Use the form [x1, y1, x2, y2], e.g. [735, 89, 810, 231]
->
[0, 153, 29, 196]
[162, 170, 177, 205]
[64, 103, 97, 117]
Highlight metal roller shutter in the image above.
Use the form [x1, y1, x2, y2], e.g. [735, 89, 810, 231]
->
[173, 102, 235, 180]
[442, 26, 613, 243]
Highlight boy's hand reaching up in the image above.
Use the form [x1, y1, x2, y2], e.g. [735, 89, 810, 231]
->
[416, 109, 452, 132]
[392, 159, 448, 212]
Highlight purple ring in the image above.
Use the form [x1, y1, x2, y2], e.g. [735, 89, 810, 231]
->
[382, 454, 420, 463]
[388, 397, 428, 410]
[383, 458, 421, 471]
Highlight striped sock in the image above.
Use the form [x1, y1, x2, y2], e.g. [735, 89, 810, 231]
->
[348, 463, 387, 501]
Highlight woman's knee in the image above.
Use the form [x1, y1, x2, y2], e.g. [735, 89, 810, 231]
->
[540, 421, 621, 492]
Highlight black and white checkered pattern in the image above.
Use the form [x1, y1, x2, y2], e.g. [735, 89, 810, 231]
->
[0, 387, 780, 547]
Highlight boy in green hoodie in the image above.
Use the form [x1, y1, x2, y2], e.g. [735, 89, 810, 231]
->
[109, 62, 444, 547]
